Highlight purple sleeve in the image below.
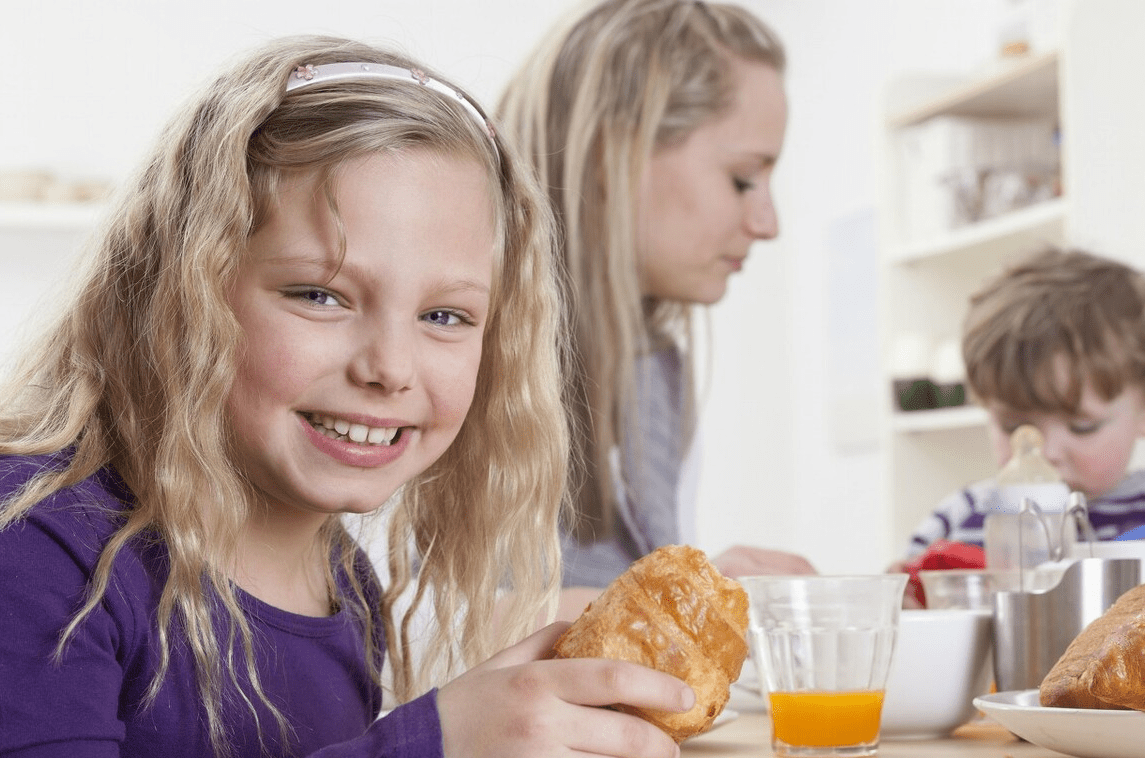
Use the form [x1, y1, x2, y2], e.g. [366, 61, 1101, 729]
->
[0, 507, 130, 757]
[310, 690, 445, 758]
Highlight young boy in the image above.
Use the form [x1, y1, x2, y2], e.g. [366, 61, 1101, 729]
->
[906, 248, 1145, 558]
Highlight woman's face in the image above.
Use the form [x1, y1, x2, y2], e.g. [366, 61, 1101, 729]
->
[636, 59, 787, 305]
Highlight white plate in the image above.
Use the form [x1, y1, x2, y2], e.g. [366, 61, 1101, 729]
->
[974, 689, 1145, 758]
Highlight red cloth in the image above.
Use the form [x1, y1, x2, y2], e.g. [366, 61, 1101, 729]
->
[903, 540, 986, 608]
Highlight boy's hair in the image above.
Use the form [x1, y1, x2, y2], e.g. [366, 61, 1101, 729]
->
[963, 247, 1145, 413]
[497, 0, 785, 541]
[0, 35, 567, 754]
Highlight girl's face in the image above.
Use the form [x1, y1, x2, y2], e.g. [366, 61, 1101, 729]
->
[226, 151, 495, 521]
[635, 59, 787, 305]
[986, 379, 1145, 498]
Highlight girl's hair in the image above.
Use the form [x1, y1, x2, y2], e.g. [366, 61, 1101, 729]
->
[0, 34, 567, 754]
[963, 247, 1145, 413]
[497, 0, 785, 540]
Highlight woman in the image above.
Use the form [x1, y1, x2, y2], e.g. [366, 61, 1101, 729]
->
[498, 0, 814, 615]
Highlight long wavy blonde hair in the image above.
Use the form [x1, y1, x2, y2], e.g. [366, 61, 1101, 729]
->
[497, 0, 784, 540]
[0, 35, 567, 755]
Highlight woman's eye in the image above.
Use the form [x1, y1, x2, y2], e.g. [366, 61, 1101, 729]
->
[423, 309, 473, 327]
[733, 177, 755, 193]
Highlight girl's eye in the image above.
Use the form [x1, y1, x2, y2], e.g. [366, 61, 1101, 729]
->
[1070, 421, 1102, 435]
[423, 309, 474, 328]
[289, 287, 341, 307]
[733, 177, 755, 193]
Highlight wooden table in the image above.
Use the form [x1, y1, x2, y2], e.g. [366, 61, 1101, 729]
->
[683, 707, 1067, 757]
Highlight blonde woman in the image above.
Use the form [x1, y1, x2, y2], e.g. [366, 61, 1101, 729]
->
[0, 35, 693, 758]
[499, 0, 815, 615]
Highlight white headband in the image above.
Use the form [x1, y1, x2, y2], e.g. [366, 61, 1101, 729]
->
[286, 62, 498, 154]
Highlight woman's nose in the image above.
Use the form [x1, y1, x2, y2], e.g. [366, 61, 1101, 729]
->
[349, 324, 415, 392]
[745, 186, 779, 241]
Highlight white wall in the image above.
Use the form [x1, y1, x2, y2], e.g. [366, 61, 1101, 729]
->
[2, 0, 1014, 574]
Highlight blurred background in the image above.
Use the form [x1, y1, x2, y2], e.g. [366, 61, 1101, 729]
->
[4, 0, 1140, 573]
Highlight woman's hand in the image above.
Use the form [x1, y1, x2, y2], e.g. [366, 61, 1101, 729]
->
[437, 622, 693, 758]
[712, 544, 816, 578]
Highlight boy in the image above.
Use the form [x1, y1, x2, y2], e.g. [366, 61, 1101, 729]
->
[906, 248, 1145, 557]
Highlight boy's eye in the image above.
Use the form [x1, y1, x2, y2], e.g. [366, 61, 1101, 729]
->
[1069, 421, 1101, 435]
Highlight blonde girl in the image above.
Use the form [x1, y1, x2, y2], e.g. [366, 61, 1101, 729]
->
[0, 34, 692, 758]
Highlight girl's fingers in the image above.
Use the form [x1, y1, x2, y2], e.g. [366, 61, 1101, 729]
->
[470, 621, 572, 671]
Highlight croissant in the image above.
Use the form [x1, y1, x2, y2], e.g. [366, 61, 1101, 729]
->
[1040, 582, 1145, 710]
[552, 544, 750, 742]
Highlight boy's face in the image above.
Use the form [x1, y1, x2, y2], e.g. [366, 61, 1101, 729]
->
[225, 150, 495, 522]
[985, 378, 1145, 499]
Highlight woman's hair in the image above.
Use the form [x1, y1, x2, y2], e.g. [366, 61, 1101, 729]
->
[497, 0, 785, 539]
[0, 34, 567, 754]
[963, 247, 1145, 413]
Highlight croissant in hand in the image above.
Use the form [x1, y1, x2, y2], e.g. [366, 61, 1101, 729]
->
[552, 544, 750, 742]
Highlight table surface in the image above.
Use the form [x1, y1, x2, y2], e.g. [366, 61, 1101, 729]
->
[682, 694, 1067, 757]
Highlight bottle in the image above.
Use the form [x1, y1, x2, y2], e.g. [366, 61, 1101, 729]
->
[984, 425, 1072, 589]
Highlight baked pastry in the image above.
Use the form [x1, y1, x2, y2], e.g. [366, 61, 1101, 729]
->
[552, 544, 749, 742]
[1040, 582, 1145, 710]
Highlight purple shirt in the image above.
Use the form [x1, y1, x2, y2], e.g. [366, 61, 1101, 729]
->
[0, 453, 444, 757]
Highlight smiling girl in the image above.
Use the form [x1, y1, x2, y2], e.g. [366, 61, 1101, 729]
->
[0, 35, 692, 758]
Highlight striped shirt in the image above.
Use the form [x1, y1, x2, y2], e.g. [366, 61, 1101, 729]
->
[906, 469, 1145, 558]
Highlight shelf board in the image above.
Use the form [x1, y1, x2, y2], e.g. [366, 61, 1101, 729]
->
[888, 196, 1067, 266]
[893, 405, 988, 433]
[0, 201, 104, 230]
[889, 50, 1060, 128]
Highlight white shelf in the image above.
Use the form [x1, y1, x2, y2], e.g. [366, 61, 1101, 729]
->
[0, 201, 105, 231]
[889, 196, 1068, 265]
[892, 405, 988, 433]
[888, 50, 1059, 128]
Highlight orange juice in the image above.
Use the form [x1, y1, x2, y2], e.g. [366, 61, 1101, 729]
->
[768, 690, 884, 747]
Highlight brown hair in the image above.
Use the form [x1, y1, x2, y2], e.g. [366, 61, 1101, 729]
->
[963, 247, 1145, 414]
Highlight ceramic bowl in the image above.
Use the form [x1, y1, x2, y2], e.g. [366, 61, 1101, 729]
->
[881, 609, 994, 739]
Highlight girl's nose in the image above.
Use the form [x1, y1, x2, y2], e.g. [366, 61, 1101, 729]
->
[349, 325, 415, 392]
[745, 186, 779, 241]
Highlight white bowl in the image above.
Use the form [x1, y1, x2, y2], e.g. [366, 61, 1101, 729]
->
[881, 609, 994, 739]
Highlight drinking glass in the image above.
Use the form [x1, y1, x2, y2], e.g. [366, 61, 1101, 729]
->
[741, 575, 908, 757]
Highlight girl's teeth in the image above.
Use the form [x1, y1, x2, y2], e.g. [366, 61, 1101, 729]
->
[309, 414, 398, 446]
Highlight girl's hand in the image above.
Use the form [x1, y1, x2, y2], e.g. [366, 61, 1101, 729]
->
[436, 622, 693, 758]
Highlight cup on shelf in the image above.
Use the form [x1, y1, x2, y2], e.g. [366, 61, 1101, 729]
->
[890, 334, 937, 412]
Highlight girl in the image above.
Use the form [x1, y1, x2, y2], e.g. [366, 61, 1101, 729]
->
[497, 0, 815, 615]
[0, 35, 691, 758]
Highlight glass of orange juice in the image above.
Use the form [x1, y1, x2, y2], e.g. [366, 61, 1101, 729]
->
[740, 575, 908, 757]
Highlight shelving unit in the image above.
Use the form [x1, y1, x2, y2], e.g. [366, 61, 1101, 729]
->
[877, 0, 1145, 554]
